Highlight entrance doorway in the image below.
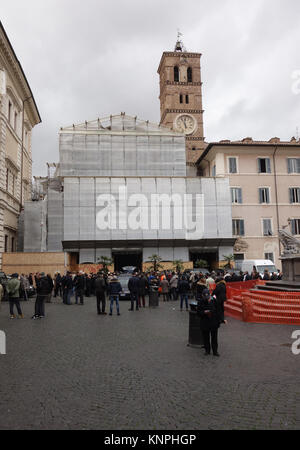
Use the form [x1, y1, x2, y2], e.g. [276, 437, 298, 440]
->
[113, 250, 143, 272]
[189, 250, 218, 271]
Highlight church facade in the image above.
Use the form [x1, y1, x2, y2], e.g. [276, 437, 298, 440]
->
[22, 113, 234, 270]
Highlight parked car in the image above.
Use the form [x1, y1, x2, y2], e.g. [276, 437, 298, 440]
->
[121, 266, 137, 274]
[192, 268, 210, 276]
[117, 275, 131, 300]
[26, 285, 36, 298]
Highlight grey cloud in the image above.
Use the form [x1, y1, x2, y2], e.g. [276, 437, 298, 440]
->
[1, 0, 300, 175]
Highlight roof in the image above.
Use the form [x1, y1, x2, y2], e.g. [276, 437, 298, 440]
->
[0, 21, 41, 125]
[197, 138, 300, 164]
[60, 113, 185, 136]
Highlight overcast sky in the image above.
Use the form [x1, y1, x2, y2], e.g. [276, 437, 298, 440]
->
[1, 0, 300, 175]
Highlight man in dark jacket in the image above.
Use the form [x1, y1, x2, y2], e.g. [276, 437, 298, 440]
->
[138, 274, 149, 308]
[128, 273, 140, 311]
[62, 272, 74, 305]
[108, 276, 122, 316]
[178, 277, 190, 311]
[32, 272, 52, 319]
[54, 272, 62, 297]
[74, 271, 85, 305]
[95, 273, 107, 315]
[198, 289, 222, 356]
[212, 278, 227, 324]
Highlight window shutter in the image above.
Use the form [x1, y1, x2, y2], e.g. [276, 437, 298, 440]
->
[232, 220, 236, 235]
[263, 219, 268, 236]
[229, 158, 237, 173]
[291, 219, 296, 235]
[289, 188, 294, 204]
[266, 188, 270, 203]
[297, 188, 300, 203]
[258, 159, 261, 173]
[238, 188, 242, 204]
[259, 188, 263, 203]
[266, 159, 271, 173]
[287, 159, 293, 173]
[240, 220, 245, 236]
[297, 159, 300, 173]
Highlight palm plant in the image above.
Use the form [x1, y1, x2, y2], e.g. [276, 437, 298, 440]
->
[97, 256, 114, 273]
[223, 254, 235, 269]
[148, 254, 163, 272]
[173, 259, 184, 273]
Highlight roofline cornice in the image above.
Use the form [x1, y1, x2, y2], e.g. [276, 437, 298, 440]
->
[196, 142, 300, 165]
[0, 21, 41, 126]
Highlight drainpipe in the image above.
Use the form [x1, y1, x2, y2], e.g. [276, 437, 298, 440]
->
[272, 145, 281, 260]
[20, 96, 32, 212]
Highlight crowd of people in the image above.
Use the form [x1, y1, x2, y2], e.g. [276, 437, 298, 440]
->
[0, 266, 282, 357]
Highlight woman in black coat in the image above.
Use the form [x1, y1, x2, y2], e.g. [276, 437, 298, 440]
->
[198, 289, 222, 356]
[212, 278, 227, 324]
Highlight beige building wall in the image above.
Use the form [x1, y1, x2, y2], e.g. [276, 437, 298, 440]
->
[0, 22, 41, 268]
[198, 140, 300, 269]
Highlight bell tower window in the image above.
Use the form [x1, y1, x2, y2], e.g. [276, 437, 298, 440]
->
[180, 94, 183, 104]
[186, 95, 189, 104]
[174, 66, 179, 82]
[187, 67, 193, 82]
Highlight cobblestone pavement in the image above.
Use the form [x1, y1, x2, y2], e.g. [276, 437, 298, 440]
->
[0, 296, 299, 430]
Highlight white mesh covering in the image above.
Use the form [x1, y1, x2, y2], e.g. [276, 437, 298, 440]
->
[59, 114, 186, 177]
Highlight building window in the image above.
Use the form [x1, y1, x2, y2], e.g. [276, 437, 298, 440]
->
[232, 219, 245, 236]
[289, 188, 300, 204]
[231, 188, 242, 204]
[14, 112, 18, 131]
[258, 158, 271, 173]
[264, 253, 274, 262]
[291, 219, 300, 235]
[234, 253, 245, 261]
[180, 94, 183, 104]
[259, 187, 270, 204]
[8, 101, 12, 123]
[262, 219, 273, 236]
[212, 165, 216, 177]
[287, 158, 300, 174]
[192, 147, 196, 151]
[187, 67, 193, 82]
[4, 235, 8, 253]
[174, 66, 179, 82]
[228, 157, 237, 174]
[11, 237, 15, 252]
[186, 95, 189, 104]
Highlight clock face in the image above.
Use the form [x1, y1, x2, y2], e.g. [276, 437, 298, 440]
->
[174, 114, 197, 135]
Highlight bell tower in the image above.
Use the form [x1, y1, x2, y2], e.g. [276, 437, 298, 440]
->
[158, 35, 205, 168]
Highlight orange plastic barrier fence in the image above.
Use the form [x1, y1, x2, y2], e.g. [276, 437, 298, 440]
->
[225, 284, 300, 325]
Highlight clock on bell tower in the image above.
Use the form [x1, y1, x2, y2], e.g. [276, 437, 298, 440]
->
[157, 36, 205, 166]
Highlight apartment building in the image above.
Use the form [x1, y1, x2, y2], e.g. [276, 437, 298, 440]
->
[196, 137, 300, 269]
[0, 21, 41, 268]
